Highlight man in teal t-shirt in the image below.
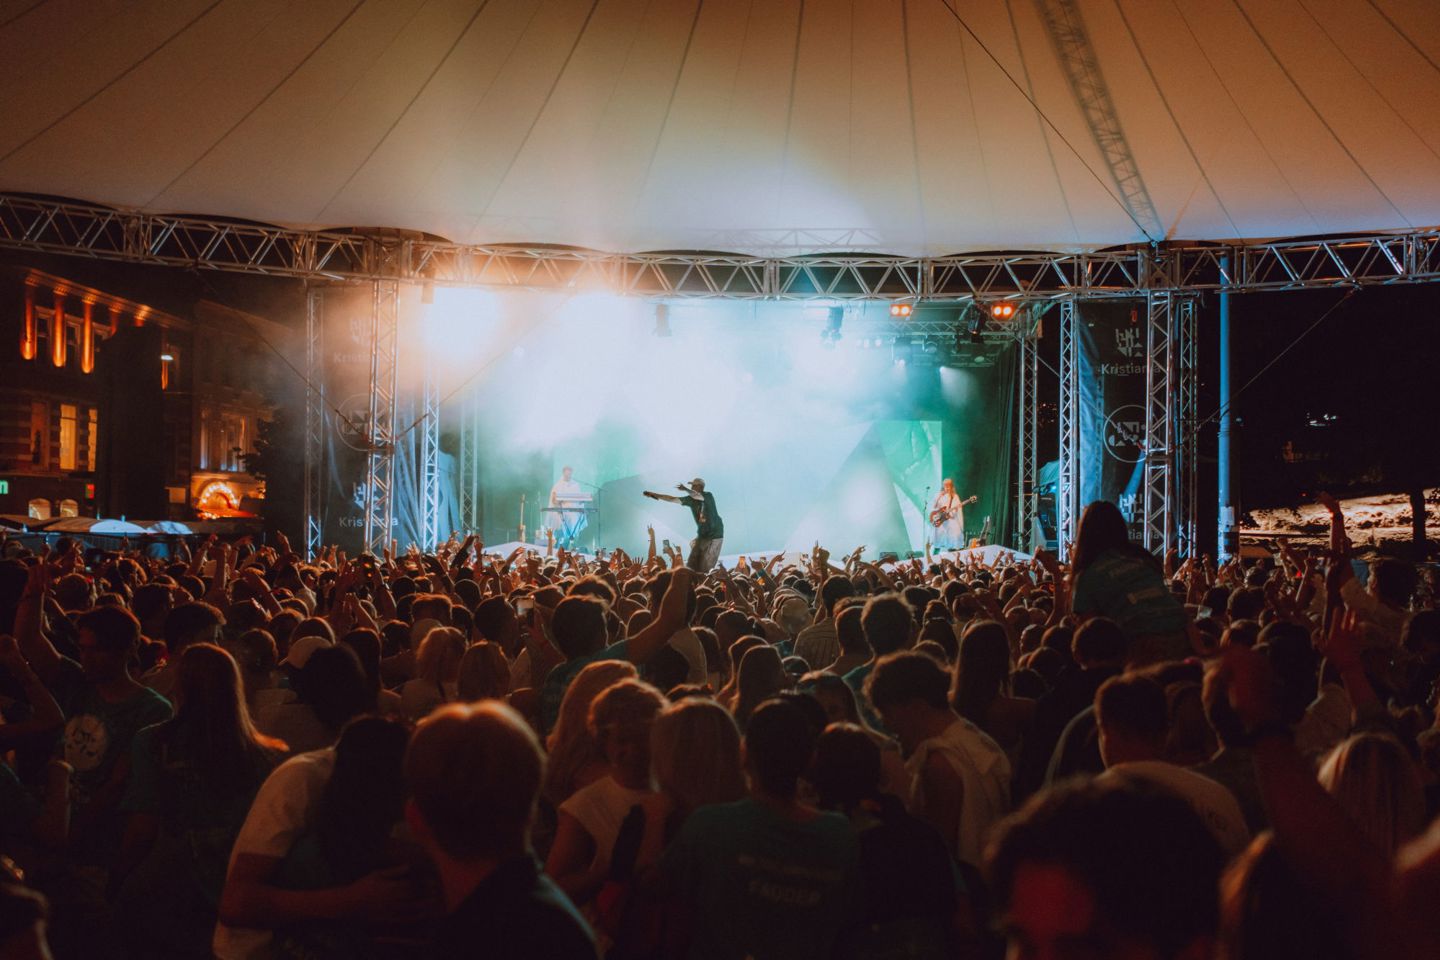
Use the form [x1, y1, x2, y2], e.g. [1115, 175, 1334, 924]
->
[659, 699, 856, 959]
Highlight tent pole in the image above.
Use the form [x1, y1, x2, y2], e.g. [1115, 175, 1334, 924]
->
[1217, 254, 1235, 560]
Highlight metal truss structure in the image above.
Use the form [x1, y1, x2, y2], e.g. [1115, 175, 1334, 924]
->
[1140, 294, 1199, 555]
[1055, 301, 1081, 559]
[2, 195, 1437, 300]
[361, 282, 399, 558]
[1016, 319, 1041, 553]
[1176, 297, 1200, 559]
[303, 287, 325, 561]
[456, 391, 482, 534]
[5, 192, 1439, 555]
[418, 332, 442, 553]
[1036, 0, 1162, 241]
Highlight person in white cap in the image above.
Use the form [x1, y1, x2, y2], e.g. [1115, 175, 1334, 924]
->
[643, 477, 724, 572]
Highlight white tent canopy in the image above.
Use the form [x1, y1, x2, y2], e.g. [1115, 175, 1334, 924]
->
[1, 0, 1437, 256]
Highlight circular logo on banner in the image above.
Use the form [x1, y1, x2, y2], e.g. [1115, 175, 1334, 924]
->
[334, 393, 375, 452]
[1104, 404, 1144, 463]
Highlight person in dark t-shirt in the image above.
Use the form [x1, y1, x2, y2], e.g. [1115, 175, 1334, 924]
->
[643, 478, 724, 572]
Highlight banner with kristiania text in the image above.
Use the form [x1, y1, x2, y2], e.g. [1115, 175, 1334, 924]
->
[317, 286, 378, 553]
[1077, 300, 1147, 539]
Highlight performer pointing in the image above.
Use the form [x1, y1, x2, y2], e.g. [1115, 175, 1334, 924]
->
[643, 478, 724, 571]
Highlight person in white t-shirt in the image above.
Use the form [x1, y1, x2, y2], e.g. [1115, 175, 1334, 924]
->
[549, 466, 589, 549]
[213, 727, 427, 960]
[865, 651, 1012, 867]
[544, 679, 668, 908]
[1095, 672, 1251, 856]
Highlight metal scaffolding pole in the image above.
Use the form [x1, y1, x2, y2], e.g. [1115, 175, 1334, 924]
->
[1056, 300, 1080, 559]
[362, 281, 399, 557]
[1016, 321, 1040, 552]
[1142, 292, 1175, 554]
[1217, 255, 1236, 560]
[457, 391, 481, 533]
[418, 334, 442, 552]
[1177, 296, 1199, 557]
[303, 287, 325, 561]
[1140, 291, 1199, 555]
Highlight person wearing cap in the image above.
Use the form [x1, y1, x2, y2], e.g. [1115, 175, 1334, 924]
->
[643, 478, 724, 572]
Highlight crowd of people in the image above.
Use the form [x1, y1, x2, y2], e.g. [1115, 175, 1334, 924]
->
[0, 495, 1438, 959]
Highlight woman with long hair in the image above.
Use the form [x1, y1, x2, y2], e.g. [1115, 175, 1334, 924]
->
[1069, 500, 1187, 664]
[400, 626, 467, 720]
[732, 645, 789, 732]
[116, 644, 288, 958]
[457, 640, 511, 702]
[1318, 733, 1426, 859]
[715, 634, 766, 709]
[546, 680, 668, 907]
[605, 698, 748, 959]
[952, 619, 1035, 757]
[650, 698, 746, 818]
[545, 660, 640, 808]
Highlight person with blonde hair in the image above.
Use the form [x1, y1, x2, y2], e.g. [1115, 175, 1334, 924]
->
[732, 645, 789, 731]
[650, 698, 746, 818]
[546, 679, 668, 906]
[400, 626, 466, 720]
[1318, 732, 1426, 858]
[457, 641, 511, 703]
[544, 661, 639, 808]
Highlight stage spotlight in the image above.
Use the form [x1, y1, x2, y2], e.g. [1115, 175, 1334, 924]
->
[822, 306, 843, 346]
[968, 311, 984, 344]
[889, 302, 913, 318]
[989, 301, 1016, 319]
[653, 303, 671, 337]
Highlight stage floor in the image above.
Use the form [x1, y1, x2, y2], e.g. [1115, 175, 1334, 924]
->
[481, 542, 1029, 569]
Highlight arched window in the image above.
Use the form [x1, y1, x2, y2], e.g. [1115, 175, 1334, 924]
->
[27, 499, 51, 521]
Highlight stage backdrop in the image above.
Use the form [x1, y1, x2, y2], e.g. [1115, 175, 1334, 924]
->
[451, 297, 1016, 558]
[1077, 300, 1146, 536]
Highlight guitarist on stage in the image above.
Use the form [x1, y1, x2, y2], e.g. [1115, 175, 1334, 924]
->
[930, 478, 975, 550]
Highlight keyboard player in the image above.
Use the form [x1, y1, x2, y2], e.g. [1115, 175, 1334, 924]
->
[548, 466, 590, 549]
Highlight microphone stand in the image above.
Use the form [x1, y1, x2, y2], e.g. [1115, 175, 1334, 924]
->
[920, 484, 932, 559]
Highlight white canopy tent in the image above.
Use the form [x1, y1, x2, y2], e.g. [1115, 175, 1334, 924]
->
[1, 0, 1437, 257]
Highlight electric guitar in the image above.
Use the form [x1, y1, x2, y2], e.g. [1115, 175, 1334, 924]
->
[930, 495, 977, 527]
[969, 515, 992, 548]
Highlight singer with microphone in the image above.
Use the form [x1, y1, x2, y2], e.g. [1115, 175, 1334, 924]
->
[643, 477, 724, 571]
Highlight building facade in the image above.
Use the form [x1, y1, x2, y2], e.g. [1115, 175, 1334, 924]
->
[0, 267, 294, 523]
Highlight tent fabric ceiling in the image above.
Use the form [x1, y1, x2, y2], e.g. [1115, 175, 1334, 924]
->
[1, 0, 1437, 256]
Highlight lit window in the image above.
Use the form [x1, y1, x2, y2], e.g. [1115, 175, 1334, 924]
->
[59, 404, 77, 470]
[86, 409, 98, 471]
[58, 499, 78, 518]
